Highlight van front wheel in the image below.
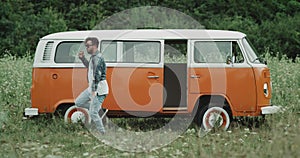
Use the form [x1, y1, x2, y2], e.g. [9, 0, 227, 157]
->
[195, 104, 232, 131]
[202, 107, 230, 131]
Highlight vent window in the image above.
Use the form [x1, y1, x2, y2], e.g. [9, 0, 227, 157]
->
[43, 41, 54, 61]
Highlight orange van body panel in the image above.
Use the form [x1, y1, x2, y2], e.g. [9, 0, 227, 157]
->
[31, 67, 163, 113]
[189, 67, 257, 113]
[31, 66, 271, 116]
[253, 67, 272, 108]
[31, 68, 87, 113]
[105, 67, 163, 112]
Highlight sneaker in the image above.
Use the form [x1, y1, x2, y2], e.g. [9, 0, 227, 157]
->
[98, 130, 105, 135]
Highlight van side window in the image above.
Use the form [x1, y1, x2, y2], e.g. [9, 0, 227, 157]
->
[55, 42, 89, 63]
[122, 41, 160, 63]
[194, 41, 244, 63]
[101, 41, 117, 62]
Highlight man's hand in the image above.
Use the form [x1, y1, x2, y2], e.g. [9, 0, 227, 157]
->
[78, 51, 85, 59]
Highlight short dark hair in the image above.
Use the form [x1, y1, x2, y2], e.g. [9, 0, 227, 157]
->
[85, 37, 99, 48]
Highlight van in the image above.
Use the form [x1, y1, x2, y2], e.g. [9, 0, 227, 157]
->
[25, 29, 280, 130]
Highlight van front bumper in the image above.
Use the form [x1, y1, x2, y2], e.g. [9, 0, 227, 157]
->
[24, 108, 39, 116]
[261, 105, 281, 114]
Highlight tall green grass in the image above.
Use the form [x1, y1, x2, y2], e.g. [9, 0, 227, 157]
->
[266, 54, 300, 112]
[0, 54, 299, 157]
[0, 54, 32, 135]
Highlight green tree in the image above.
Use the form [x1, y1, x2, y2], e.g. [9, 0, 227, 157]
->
[0, 1, 67, 57]
[0, 0, 299, 58]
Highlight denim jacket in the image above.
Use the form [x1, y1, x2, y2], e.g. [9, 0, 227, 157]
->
[80, 51, 109, 95]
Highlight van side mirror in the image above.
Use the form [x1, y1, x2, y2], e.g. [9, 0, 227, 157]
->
[253, 57, 267, 65]
[226, 56, 232, 64]
[262, 58, 267, 65]
[264, 60, 267, 65]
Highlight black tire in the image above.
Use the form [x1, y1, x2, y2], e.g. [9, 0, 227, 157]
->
[194, 103, 232, 130]
[194, 103, 209, 126]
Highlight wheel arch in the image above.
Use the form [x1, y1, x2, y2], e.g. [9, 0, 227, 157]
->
[192, 94, 234, 116]
[54, 101, 75, 116]
[192, 94, 234, 128]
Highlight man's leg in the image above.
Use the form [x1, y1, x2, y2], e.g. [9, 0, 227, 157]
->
[89, 95, 106, 133]
[75, 88, 90, 109]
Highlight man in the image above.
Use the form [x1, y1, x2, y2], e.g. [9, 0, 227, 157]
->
[75, 37, 108, 134]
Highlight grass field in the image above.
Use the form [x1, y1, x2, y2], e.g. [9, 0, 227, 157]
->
[0, 54, 299, 157]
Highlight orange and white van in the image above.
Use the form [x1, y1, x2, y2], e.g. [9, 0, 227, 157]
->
[25, 29, 280, 130]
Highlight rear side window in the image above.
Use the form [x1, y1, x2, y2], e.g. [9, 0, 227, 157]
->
[55, 42, 89, 63]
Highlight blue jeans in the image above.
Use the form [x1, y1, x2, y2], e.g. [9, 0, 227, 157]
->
[75, 88, 106, 133]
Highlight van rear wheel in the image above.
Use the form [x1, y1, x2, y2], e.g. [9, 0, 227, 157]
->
[64, 106, 91, 124]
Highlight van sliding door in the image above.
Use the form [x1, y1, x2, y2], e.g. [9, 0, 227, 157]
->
[163, 40, 188, 110]
[102, 40, 164, 115]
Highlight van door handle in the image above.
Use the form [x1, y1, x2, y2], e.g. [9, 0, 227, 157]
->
[148, 75, 159, 79]
[191, 75, 200, 79]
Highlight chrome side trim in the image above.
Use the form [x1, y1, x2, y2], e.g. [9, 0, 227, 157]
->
[163, 107, 188, 111]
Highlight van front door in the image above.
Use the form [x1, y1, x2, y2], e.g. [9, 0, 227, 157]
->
[190, 40, 257, 112]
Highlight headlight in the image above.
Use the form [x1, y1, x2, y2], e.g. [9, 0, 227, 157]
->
[263, 83, 268, 97]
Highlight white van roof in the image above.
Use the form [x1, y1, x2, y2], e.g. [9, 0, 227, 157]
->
[41, 29, 246, 40]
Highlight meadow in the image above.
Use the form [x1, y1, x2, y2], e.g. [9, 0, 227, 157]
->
[0, 54, 299, 157]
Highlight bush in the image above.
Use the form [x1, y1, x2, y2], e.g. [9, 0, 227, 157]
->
[0, 54, 32, 108]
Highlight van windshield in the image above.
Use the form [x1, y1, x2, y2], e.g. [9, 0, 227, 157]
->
[242, 38, 260, 63]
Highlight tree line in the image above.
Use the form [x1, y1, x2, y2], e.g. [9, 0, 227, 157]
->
[1, 0, 299, 59]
